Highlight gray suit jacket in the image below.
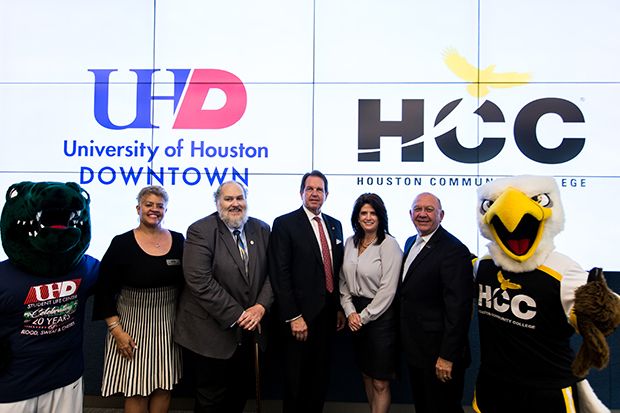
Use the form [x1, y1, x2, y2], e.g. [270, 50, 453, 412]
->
[174, 212, 273, 359]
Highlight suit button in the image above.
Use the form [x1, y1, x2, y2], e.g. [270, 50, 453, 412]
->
[245, 291, 249, 295]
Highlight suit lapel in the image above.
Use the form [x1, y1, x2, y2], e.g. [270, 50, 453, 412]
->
[403, 227, 444, 282]
[217, 216, 249, 283]
[403, 236, 416, 259]
[245, 220, 256, 282]
[400, 236, 418, 285]
[323, 214, 340, 251]
[409, 239, 434, 268]
[296, 207, 323, 265]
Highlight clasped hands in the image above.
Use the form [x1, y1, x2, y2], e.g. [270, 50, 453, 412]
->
[347, 312, 363, 331]
[237, 304, 266, 333]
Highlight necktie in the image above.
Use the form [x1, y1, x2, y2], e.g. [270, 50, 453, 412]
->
[233, 229, 248, 276]
[402, 236, 425, 281]
[313, 217, 334, 293]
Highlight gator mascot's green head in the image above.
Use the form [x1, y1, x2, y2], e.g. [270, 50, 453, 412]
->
[1, 181, 91, 277]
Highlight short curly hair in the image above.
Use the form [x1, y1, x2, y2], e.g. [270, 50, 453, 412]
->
[137, 185, 169, 205]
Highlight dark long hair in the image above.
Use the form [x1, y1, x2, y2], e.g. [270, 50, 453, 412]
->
[351, 193, 390, 248]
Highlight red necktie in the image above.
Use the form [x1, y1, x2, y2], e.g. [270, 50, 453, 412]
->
[313, 217, 334, 293]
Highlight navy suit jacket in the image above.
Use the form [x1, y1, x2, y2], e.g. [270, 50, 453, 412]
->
[399, 225, 473, 369]
[268, 207, 344, 325]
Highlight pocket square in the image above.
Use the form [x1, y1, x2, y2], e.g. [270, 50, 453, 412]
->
[336, 239, 342, 245]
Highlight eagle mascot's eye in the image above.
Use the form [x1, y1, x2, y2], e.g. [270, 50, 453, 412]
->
[480, 199, 493, 214]
[531, 193, 552, 207]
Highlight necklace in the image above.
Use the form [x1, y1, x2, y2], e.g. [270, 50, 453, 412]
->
[138, 227, 164, 248]
[361, 236, 377, 248]
[153, 232, 164, 247]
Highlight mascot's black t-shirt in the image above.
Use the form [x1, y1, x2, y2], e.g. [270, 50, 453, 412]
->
[474, 251, 588, 389]
[0, 255, 99, 403]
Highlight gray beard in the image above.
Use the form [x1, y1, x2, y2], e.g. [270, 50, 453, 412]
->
[220, 211, 248, 229]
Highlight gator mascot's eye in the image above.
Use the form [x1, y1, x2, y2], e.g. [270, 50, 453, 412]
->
[1, 181, 91, 277]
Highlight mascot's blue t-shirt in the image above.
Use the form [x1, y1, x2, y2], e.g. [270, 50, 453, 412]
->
[0, 255, 99, 403]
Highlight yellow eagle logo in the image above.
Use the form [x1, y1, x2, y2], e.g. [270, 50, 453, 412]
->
[497, 271, 522, 291]
[443, 47, 532, 98]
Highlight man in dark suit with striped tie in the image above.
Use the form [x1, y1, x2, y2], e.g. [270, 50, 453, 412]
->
[268, 170, 346, 413]
[175, 181, 273, 413]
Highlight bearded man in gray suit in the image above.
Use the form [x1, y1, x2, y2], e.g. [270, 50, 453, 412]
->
[175, 180, 273, 413]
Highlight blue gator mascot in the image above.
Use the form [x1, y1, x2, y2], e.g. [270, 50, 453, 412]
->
[473, 175, 620, 413]
[0, 182, 99, 412]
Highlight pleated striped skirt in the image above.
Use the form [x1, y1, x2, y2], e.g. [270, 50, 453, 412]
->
[101, 285, 183, 397]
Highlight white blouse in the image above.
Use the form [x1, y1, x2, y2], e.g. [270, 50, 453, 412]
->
[339, 235, 403, 325]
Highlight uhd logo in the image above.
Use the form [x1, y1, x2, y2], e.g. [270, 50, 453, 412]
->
[89, 69, 247, 130]
[24, 279, 82, 304]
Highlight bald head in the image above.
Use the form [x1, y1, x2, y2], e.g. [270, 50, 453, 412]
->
[410, 192, 444, 236]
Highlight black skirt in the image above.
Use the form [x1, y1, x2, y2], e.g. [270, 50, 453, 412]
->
[351, 296, 399, 380]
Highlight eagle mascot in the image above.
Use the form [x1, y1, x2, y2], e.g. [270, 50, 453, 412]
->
[473, 175, 620, 413]
[0, 182, 99, 412]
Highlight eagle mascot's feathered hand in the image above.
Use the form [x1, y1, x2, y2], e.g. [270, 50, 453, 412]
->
[475, 175, 620, 413]
[572, 268, 620, 377]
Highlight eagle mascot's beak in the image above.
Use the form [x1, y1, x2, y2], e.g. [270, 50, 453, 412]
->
[482, 186, 553, 263]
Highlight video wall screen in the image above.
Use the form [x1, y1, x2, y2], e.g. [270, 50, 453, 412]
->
[1, 0, 619, 271]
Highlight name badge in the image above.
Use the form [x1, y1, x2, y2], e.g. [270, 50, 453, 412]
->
[166, 259, 181, 266]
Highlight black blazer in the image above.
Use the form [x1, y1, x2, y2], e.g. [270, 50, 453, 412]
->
[399, 225, 473, 369]
[268, 207, 344, 325]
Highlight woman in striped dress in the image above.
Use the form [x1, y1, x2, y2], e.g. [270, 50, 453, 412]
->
[93, 186, 184, 413]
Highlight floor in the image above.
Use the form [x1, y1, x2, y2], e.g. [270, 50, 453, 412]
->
[82, 396, 479, 413]
[83, 396, 620, 413]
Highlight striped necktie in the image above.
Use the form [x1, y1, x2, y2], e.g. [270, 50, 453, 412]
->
[233, 229, 248, 276]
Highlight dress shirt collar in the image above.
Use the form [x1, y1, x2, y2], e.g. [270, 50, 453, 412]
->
[416, 226, 439, 246]
[222, 220, 249, 261]
[222, 219, 246, 242]
[302, 205, 324, 222]
[223, 220, 244, 234]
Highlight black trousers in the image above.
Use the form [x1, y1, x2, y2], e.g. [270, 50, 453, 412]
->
[282, 293, 337, 413]
[408, 363, 467, 413]
[189, 336, 257, 413]
[474, 370, 581, 413]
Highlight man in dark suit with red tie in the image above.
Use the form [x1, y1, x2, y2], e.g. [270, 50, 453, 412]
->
[399, 192, 473, 413]
[268, 170, 346, 413]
